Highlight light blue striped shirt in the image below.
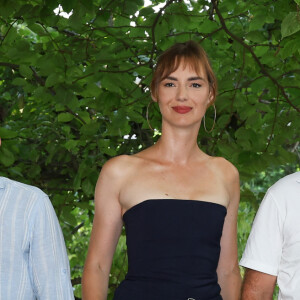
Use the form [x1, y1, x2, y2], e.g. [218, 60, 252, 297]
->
[0, 177, 74, 299]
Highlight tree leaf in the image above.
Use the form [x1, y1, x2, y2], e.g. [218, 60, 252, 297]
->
[281, 12, 300, 38]
[0, 127, 18, 138]
[82, 178, 94, 196]
[45, 73, 64, 87]
[0, 147, 15, 167]
[19, 65, 33, 79]
[80, 122, 100, 136]
[12, 77, 27, 86]
[58, 112, 74, 122]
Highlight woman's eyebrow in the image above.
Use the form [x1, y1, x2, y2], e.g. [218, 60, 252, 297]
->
[188, 76, 205, 81]
[164, 76, 205, 81]
[165, 76, 177, 81]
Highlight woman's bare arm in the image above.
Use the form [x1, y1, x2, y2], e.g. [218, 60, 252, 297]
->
[217, 160, 242, 300]
[82, 158, 124, 300]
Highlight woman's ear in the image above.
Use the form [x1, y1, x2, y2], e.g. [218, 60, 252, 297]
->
[151, 92, 158, 103]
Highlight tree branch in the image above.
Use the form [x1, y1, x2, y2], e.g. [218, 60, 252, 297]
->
[64, 106, 87, 125]
[71, 277, 82, 286]
[71, 222, 85, 234]
[0, 62, 19, 69]
[149, 0, 177, 65]
[0, 19, 19, 46]
[211, 47, 246, 153]
[211, 0, 300, 113]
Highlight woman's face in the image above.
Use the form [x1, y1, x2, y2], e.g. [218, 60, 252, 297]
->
[153, 62, 212, 128]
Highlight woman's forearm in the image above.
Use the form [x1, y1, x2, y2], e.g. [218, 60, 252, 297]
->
[82, 265, 109, 300]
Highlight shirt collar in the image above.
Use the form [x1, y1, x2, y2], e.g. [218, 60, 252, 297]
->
[296, 172, 300, 183]
[0, 177, 6, 189]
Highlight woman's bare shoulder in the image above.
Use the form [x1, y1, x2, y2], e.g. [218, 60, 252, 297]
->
[95, 155, 141, 198]
[101, 154, 138, 173]
[99, 154, 145, 182]
[210, 156, 239, 183]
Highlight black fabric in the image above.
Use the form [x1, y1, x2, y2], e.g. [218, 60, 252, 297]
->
[113, 199, 226, 300]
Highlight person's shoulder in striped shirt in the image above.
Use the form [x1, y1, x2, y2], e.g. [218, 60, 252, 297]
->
[0, 176, 74, 300]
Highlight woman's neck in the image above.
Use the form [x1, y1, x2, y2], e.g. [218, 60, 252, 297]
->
[153, 122, 204, 165]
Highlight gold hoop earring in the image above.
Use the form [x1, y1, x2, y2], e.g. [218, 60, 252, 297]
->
[146, 100, 154, 131]
[203, 103, 216, 133]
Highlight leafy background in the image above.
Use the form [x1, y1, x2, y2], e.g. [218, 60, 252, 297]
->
[0, 0, 300, 298]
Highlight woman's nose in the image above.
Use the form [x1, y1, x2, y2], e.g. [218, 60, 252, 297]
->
[176, 84, 188, 101]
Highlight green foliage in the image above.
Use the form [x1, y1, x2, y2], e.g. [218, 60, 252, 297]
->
[0, 0, 300, 299]
[281, 12, 300, 38]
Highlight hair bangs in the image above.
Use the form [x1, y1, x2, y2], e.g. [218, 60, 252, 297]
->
[160, 55, 204, 81]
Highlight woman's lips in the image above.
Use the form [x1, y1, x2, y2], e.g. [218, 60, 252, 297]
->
[172, 106, 192, 114]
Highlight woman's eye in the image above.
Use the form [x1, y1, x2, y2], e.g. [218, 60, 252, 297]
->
[164, 82, 175, 87]
[191, 83, 201, 88]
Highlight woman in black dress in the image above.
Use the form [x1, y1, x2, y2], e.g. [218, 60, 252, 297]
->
[82, 41, 241, 300]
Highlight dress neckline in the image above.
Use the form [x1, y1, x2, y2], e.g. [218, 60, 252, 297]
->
[122, 199, 227, 219]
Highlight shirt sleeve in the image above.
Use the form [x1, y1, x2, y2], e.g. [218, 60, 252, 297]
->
[29, 195, 74, 300]
[239, 190, 284, 276]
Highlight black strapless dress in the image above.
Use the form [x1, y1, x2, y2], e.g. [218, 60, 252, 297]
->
[113, 199, 226, 300]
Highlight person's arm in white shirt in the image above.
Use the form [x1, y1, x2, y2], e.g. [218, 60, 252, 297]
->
[240, 190, 283, 300]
